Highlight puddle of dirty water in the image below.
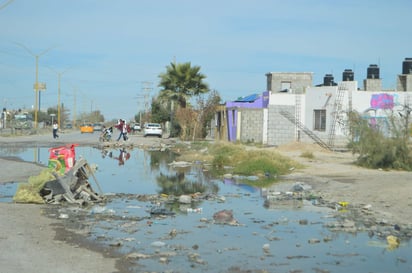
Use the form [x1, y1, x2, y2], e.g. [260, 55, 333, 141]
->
[1, 146, 411, 273]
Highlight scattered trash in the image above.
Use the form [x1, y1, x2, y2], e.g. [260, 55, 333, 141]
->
[262, 243, 270, 254]
[40, 157, 103, 205]
[149, 206, 175, 216]
[386, 235, 400, 250]
[338, 201, 349, 207]
[14, 144, 104, 205]
[187, 207, 202, 213]
[48, 144, 78, 175]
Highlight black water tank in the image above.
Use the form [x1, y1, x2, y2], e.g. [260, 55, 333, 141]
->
[323, 74, 334, 86]
[402, 58, 412, 74]
[367, 64, 380, 79]
[342, 69, 354, 81]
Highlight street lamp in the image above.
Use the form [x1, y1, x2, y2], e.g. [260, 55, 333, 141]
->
[15, 43, 55, 128]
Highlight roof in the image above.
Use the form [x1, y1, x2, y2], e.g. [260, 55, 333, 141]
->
[234, 93, 259, 102]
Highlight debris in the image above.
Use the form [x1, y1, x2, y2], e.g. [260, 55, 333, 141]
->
[179, 194, 192, 204]
[149, 206, 175, 216]
[40, 158, 104, 204]
[386, 235, 400, 250]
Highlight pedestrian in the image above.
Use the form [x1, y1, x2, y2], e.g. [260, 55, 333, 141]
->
[52, 120, 59, 139]
[116, 119, 128, 141]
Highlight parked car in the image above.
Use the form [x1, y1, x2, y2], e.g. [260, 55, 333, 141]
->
[143, 123, 162, 138]
[64, 123, 73, 129]
[93, 123, 103, 131]
[132, 123, 141, 132]
[80, 123, 94, 133]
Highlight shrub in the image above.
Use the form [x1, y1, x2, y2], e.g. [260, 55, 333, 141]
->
[348, 110, 412, 170]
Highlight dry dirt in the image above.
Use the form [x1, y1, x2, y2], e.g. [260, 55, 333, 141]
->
[274, 142, 412, 227]
[0, 132, 411, 273]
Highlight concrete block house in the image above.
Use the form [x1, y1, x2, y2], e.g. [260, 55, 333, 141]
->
[215, 58, 412, 149]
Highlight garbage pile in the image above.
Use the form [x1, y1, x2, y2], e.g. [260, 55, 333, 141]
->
[14, 144, 103, 205]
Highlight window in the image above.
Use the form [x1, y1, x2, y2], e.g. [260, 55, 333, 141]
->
[314, 109, 326, 131]
[281, 81, 291, 92]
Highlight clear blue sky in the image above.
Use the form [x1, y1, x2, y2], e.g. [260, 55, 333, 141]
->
[1, 0, 411, 121]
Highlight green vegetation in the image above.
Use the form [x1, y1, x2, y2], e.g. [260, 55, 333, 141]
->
[155, 62, 221, 140]
[209, 142, 301, 186]
[158, 62, 209, 109]
[348, 110, 412, 170]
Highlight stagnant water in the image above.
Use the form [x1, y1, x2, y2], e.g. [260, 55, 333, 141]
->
[1, 146, 411, 273]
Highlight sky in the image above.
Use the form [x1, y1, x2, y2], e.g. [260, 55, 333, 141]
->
[1, 0, 411, 121]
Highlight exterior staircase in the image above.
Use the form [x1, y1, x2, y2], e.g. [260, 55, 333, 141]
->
[280, 110, 332, 151]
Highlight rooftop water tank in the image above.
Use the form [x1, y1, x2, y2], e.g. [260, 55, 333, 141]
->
[367, 64, 380, 79]
[342, 69, 354, 81]
[323, 74, 335, 86]
[402, 58, 412, 74]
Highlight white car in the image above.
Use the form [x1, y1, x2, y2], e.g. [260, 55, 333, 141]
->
[143, 123, 162, 138]
[132, 123, 141, 132]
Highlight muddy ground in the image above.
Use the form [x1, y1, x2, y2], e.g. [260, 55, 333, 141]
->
[0, 131, 411, 272]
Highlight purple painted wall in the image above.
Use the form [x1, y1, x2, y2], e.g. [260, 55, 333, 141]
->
[225, 91, 269, 141]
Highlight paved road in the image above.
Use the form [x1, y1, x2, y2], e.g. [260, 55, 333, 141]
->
[0, 129, 174, 148]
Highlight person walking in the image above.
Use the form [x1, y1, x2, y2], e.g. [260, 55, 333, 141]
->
[52, 121, 59, 139]
[116, 119, 128, 141]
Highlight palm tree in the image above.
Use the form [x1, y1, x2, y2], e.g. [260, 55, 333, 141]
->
[158, 62, 209, 108]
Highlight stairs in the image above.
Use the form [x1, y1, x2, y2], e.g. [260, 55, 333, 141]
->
[327, 84, 346, 147]
[280, 110, 332, 151]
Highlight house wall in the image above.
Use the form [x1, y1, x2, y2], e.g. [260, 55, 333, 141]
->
[266, 105, 296, 146]
[267, 92, 306, 145]
[305, 81, 412, 146]
[266, 72, 313, 94]
[238, 108, 264, 143]
[226, 91, 269, 141]
[396, 74, 412, 91]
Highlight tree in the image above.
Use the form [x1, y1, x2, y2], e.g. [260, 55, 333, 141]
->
[196, 90, 222, 138]
[158, 62, 209, 108]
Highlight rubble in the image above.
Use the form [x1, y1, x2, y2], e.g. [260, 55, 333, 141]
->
[40, 158, 104, 205]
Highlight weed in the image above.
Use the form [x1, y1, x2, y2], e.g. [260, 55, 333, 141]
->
[300, 151, 315, 159]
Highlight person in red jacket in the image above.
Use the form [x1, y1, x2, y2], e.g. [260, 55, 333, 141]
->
[115, 119, 128, 141]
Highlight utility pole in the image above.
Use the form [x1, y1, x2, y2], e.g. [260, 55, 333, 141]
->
[141, 81, 152, 123]
[72, 87, 77, 128]
[48, 67, 69, 129]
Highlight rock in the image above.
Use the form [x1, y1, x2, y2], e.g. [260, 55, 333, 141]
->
[151, 241, 166, 248]
[159, 257, 169, 264]
[308, 238, 321, 244]
[299, 219, 308, 225]
[179, 195, 192, 204]
[292, 182, 312, 192]
[262, 243, 270, 254]
[126, 252, 151, 259]
[213, 209, 238, 225]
